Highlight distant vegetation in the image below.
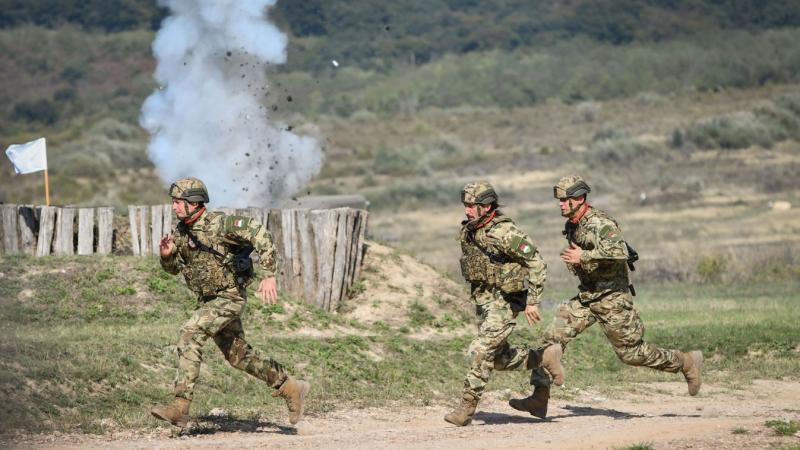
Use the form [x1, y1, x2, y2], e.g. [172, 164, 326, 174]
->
[3, 0, 800, 72]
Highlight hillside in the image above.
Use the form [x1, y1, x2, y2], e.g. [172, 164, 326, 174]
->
[3, 0, 800, 72]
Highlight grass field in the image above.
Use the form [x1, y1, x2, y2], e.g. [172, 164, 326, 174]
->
[0, 255, 797, 435]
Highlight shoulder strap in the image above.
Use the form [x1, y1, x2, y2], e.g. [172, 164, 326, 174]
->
[177, 221, 225, 259]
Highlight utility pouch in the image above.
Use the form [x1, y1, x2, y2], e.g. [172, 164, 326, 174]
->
[230, 246, 255, 276]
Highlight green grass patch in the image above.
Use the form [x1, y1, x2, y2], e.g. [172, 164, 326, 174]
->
[766, 419, 800, 436]
[0, 256, 798, 434]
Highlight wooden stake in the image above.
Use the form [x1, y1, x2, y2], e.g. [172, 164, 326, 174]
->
[44, 169, 51, 206]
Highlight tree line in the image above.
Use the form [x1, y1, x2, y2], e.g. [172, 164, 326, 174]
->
[2, 0, 800, 71]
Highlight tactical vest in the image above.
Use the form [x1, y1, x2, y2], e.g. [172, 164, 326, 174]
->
[459, 217, 527, 294]
[175, 212, 243, 298]
[564, 208, 629, 294]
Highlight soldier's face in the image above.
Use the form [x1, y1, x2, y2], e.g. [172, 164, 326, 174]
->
[464, 203, 489, 220]
[171, 198, 200, 220]
[559, 197, 583, 217]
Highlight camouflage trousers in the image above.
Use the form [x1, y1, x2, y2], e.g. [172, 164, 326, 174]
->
[531, 290, 683, 388]
[173, 288, 288, 400]
[462, 292, 532, 399]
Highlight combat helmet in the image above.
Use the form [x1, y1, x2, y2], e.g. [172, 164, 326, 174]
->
[553, 175, 591, 199]
[169, 177, 210, 203]
[461, 181, 498, 205]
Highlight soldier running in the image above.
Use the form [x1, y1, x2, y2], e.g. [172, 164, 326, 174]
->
[445, 181, 547, 426]
[150, 177, 310, 427]
[509, 175, 703, 419]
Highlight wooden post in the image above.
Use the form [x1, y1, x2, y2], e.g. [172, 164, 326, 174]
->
[18, 205, 38, 255]
[128, 206, 140, 256]
[310, 209, 337, 310]
[162, 204, 172, 237]
[36, 206, 56, 256]
[1, 204, 19, 254]
[295, 210, 317, 304]
[138, 206, 149, 256]
[151, 205, 163, 255]
[329, 208, 350, 312]
[342, 209, 357, 293]
[77, 208, 94, 255]
[53, 207, 76, 255]
[97, 207, 114, 255]
[354, 211, 368, 282]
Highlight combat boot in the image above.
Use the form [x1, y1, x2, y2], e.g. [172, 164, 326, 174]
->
[508, 386, 550, 419]
[681, 350, 703, 396]
[272, 377, 311, 425]
[150, 397, 191, 427]
[444, 392, 479, 426]
[541, 345, 565, 386]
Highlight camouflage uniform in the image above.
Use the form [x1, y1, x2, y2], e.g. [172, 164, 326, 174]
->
[456, 182, 547, 400]
[533, 177, 684, 390]
[161, 209, 289, 399]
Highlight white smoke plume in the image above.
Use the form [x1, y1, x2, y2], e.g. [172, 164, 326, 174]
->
[140, 0, 323, 207]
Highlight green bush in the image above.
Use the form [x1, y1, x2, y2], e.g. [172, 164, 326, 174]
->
[697, 255, 727, 283]
[765, 419, 800, 436]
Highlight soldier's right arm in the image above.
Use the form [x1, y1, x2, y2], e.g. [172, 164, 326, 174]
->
[159, 233, 183, 275]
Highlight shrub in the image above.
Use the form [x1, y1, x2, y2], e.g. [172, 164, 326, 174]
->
[697, 255, 727, 283]
[587, 135, 665, 168]
[12, 99, 60, 125]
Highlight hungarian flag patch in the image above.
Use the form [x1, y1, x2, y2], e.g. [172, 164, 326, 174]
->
[519, 242, 532, 254]
[233, 218, 244, 228]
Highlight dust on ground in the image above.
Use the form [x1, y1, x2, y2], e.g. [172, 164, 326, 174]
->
[7, 379, 798, 450]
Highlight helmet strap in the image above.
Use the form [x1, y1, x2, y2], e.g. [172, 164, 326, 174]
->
[466, 207, 496, 231]
[567, 199, 589, 223]
[183, 204, 205, 225]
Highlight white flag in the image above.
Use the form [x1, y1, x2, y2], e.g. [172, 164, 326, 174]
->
[5, 137, 47, 174]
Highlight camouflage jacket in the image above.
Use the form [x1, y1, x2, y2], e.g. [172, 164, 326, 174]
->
[161, 209, 278, 298]
[564, 206, 629, 301]
[458, 214, 546, 306]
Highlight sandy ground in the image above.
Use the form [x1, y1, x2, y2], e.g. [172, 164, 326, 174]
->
[7, 379, 799, 450]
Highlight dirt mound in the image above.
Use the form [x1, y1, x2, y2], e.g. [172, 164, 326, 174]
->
[338, 240, 471, 331]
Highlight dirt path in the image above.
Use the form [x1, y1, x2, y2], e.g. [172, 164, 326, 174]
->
[8, 380, 799, 450]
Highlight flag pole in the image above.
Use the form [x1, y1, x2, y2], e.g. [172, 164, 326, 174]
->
[44, 169, 50, 206]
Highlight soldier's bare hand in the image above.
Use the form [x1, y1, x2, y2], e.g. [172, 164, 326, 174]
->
[524, 304, 541, 325]
[560, 242, 582, 264]
[159, 234, 176, 258]
[257, 277, 278, 305]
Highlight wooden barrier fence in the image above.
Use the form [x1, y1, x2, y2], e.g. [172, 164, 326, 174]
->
[0, 205, 114, 257]
[0, 204, 368, 312]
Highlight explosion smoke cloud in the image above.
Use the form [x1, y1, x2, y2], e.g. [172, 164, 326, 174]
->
[140, 0, 322, 207]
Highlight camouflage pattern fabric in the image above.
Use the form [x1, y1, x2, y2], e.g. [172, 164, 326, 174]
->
[531, 206, 682, 388]
[457, 213, 547, 399]
[553, 175, 590, 199]
[461, 181, 498, 205]
[458, 215, 546, 304]
[161, 209, 286, 400]
[174, 288, 288, 400]
[566, 207, 630, 302]
[169, 177, 210, 203]
[161, 210, 278, 298]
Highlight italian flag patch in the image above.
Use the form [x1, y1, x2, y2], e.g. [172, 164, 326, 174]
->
[519, 242, 531, 254]
[233, 218, 244, 228]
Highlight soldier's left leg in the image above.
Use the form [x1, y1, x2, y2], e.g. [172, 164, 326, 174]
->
[591, 291, 683, 373]
[174, 296, 245, 400]
[214, 317, 288, 388]
[463, 296, 517, 400]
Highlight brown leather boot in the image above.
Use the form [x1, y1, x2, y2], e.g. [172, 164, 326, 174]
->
[541, 345, 565, 386]
[444, 392, 479, 426]
[272, 377, 311, 424]
[150, 397, 191, 427]
[508, 386, 550, 419]
[681, 350, 703, 396]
